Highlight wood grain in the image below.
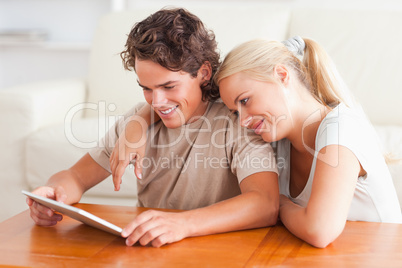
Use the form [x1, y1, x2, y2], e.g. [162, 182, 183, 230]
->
[0, 204, 401, 267]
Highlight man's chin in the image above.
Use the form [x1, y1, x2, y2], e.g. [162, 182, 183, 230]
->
[160, 119, 184, 129]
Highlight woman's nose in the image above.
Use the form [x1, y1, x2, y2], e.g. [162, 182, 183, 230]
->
[241, 115, 252, 128]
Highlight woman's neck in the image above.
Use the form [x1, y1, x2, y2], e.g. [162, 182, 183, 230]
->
[287, 99, 330, 155]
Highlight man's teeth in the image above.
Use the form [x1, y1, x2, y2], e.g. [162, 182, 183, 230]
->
[160, 106, 177, 115]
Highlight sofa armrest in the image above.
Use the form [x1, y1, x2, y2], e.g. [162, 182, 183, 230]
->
[0, 79, 87, 130]
[0, 79, 87, 221]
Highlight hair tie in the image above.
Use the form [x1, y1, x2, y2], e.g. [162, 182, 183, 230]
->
[282, 36, 305, 56]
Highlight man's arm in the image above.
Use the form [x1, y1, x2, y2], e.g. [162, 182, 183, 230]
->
[27, 153, 111, 226]
[122, 171, 279, 247]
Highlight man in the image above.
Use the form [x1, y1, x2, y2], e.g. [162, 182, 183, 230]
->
[27, 8, 279, 247]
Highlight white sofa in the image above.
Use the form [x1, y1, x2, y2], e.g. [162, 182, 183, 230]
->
[1, 4, 402, 222]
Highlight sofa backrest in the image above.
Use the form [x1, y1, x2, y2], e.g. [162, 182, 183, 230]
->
[289, 8, 402, 125]
[86, 8, 155, 118]
[85, 6, 290, 118]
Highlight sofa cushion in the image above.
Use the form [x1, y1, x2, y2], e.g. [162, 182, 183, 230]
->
[375, 125, 402, 208]
[375, 125, 402, 159]
[289, 8, 402, 125]
[388, 163, 402, 209]
[25, 117, 137, 201]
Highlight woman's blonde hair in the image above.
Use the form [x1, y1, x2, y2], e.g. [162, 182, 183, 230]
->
[215, 38, 353, 108]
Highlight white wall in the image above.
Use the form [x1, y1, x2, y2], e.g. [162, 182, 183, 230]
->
[0, 0, 110, 89]
[127, 0, 402, 10]
[1, 0, 402, 90]
[0, 0, 110, 42]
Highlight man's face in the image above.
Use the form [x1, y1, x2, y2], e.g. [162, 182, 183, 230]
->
[135, 59, 208, 129]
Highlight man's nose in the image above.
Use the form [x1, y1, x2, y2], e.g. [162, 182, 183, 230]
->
[151, 90, 167, 106]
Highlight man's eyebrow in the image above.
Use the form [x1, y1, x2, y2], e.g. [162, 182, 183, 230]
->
[137, 80, 148, 89]
[137, 80, 178, 89]
[157, 80, 178, 87]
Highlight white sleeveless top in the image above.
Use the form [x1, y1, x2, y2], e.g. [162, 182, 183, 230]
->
[276, 103, 402, 223]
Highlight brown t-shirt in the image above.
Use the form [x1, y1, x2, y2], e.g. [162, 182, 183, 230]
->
[89, 101, 278, 210]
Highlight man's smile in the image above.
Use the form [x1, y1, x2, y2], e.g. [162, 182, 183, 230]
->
[158, 105, 179, 115]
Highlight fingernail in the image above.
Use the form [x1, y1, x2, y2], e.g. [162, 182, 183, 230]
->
[137, 174, 142, 180]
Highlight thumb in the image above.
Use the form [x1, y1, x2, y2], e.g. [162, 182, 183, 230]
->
[54, 186, 67, 203]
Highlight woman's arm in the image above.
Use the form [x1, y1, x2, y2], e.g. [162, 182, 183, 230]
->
[121, 171, 279, 247]
[110, 103, 159, 190]
[279, 145, 361, 248]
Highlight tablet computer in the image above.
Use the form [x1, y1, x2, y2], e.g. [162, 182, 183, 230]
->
[22, 190, 122, 236]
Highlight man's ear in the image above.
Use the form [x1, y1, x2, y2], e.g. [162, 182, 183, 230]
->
[198, 61, 212, 83]
[274, 64, 290, 85]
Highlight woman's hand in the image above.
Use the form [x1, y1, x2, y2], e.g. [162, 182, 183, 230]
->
[110, 115, 148, 191]
[26, 186, 67, 226]
[122, 210, 190, 248]
[110, 104, 159, 191]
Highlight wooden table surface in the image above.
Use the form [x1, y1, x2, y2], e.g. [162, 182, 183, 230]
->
[0, 203, 401, 267]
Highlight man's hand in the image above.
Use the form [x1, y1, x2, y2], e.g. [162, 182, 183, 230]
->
[121, 210, 190, 248]
[26, 186, 67, 226]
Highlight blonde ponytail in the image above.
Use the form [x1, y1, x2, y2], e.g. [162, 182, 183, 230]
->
[302, 38, 352, 108]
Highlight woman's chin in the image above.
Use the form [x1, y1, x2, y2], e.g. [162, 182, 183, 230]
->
[260, 132, 279, 143]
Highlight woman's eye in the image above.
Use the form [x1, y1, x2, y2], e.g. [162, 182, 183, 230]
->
[239, 98, 249, 105]
[230, 110, 239, 116]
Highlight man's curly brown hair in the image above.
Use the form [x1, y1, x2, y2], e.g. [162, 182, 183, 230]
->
[120, 8, 221, 102]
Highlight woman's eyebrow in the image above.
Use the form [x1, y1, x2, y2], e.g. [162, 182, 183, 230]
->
[234, 92, 247, 105]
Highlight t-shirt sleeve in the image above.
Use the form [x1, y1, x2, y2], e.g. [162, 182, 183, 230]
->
[315, 107, 376, 175]
[227, 120, 278, 183]
[88, 102, 147, 173]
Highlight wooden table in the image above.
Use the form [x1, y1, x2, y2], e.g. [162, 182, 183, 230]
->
[0, 204, 401, 267]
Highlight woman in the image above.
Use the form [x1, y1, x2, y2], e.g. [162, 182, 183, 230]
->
[215, 36, 402, 247]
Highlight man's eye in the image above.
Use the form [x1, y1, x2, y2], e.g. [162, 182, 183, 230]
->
[231, 110, 239, 116]
[164, 86, 175, 90]
[240, 98, 249, 105]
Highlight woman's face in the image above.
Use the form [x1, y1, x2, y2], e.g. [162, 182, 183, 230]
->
[219, 72, 293, 143]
